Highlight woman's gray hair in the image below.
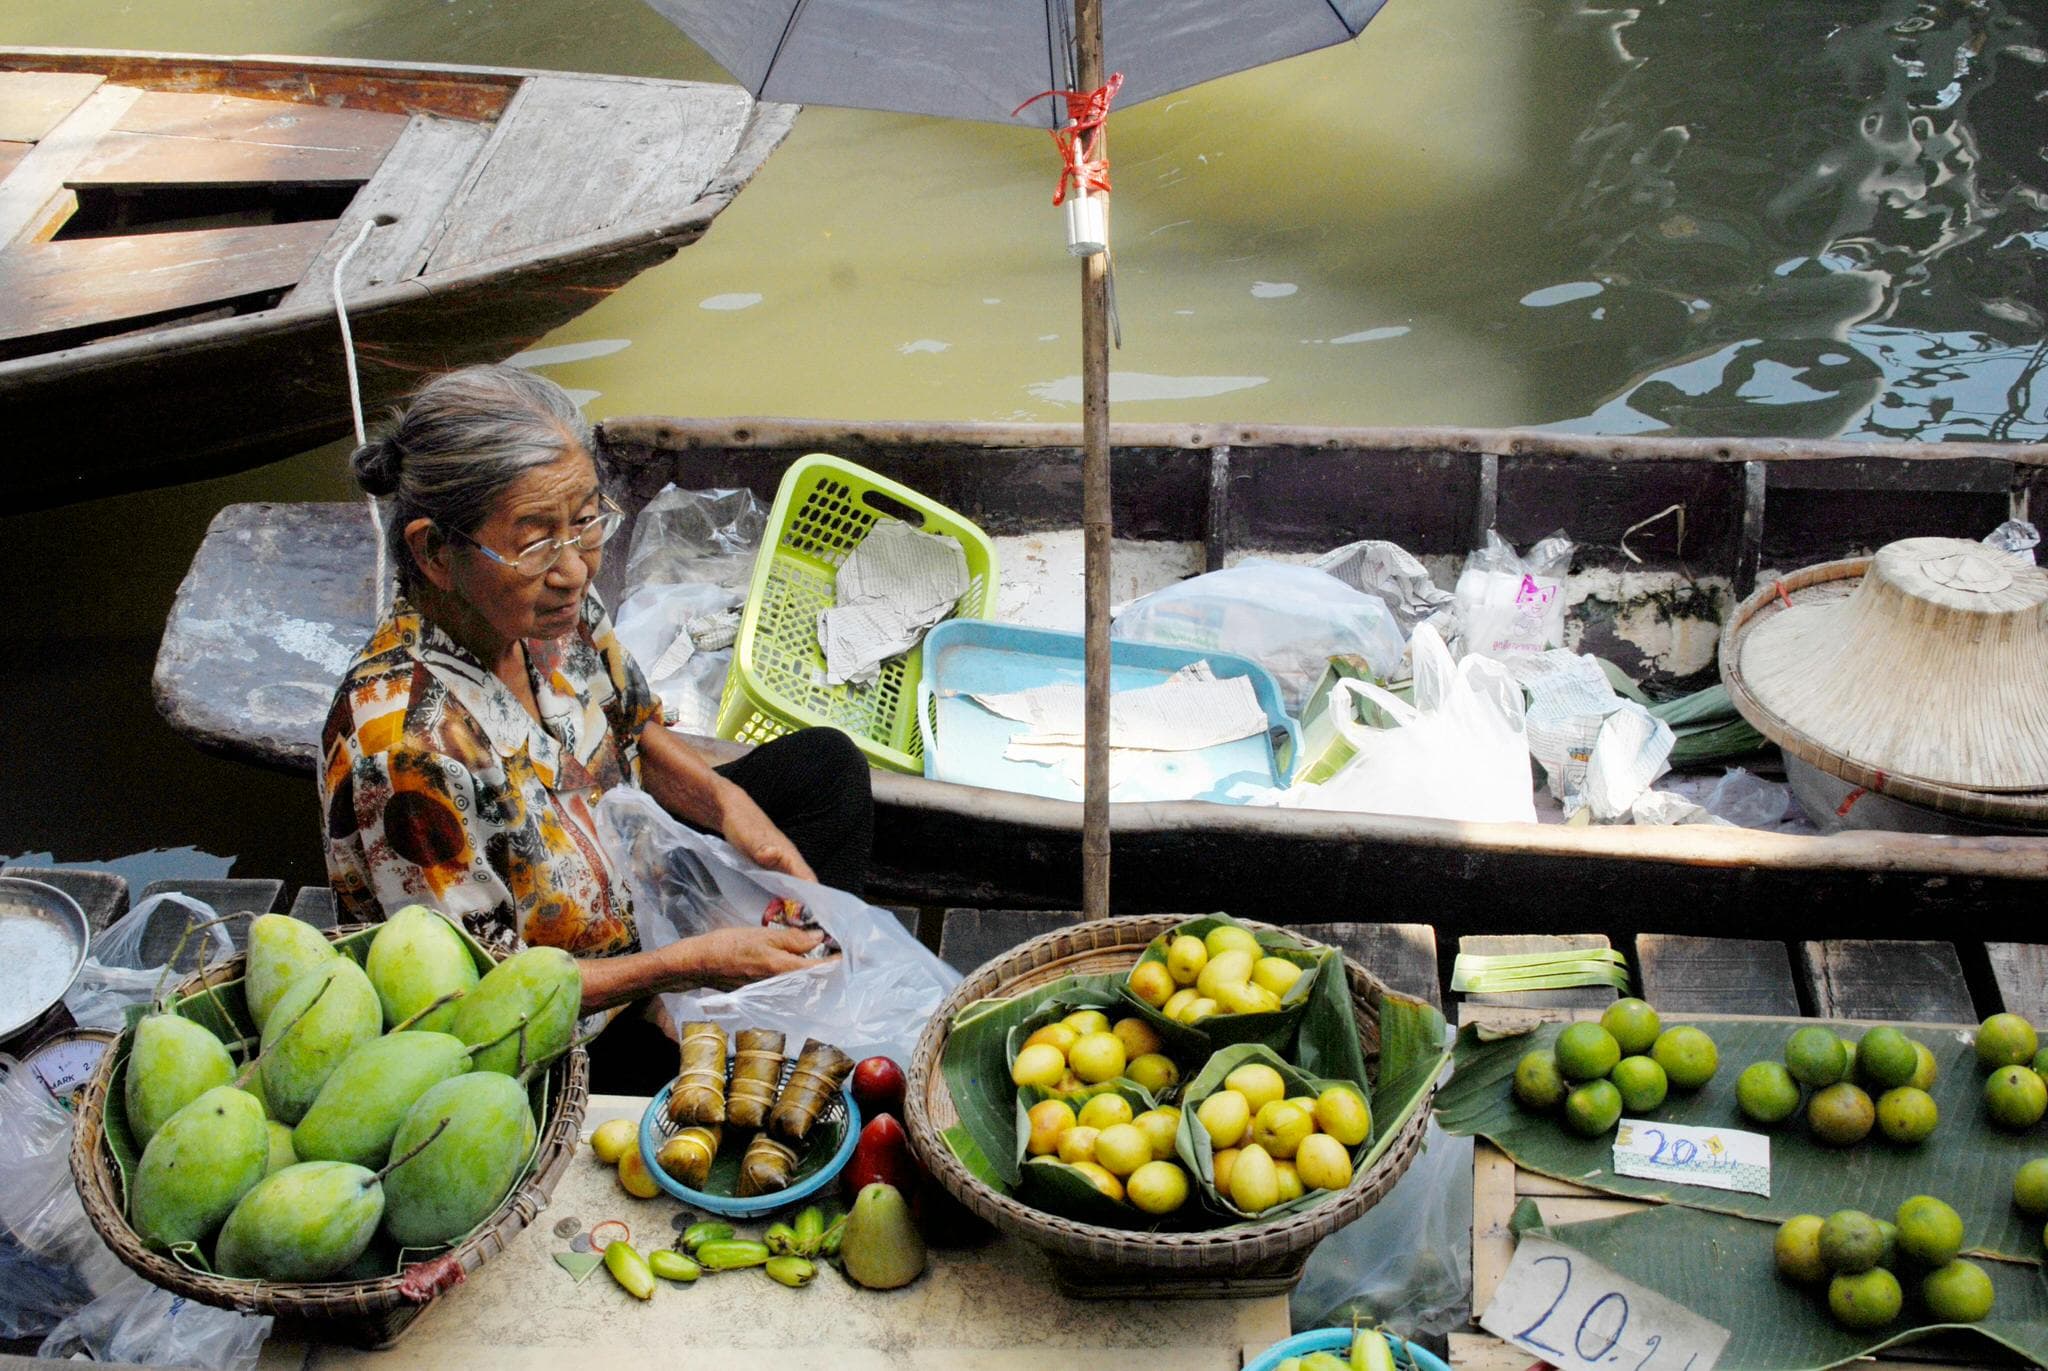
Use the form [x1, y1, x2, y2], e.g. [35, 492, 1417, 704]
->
[351, 364, 598, 586]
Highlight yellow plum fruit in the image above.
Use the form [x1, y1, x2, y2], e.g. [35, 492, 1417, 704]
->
[1126, 962, 1175, 1009]
[1126, 1053, 1180, 1095]
[1223, 1062, 1288, 1114]
[1204, 925, 1263, 960]
[1057, 1125, 1101, 1165]
[1253, 957, 1304, 997]
[1076, 1093, 1133, 1131]
[1196, 1089, 1252, 1148]
[1026, 1099, 1075, 1156]
[1011, 1043, 1068, 1089]
[1295, 1133, 1354, 1191]
[1252, 1100, 1314, 1160]
[1166, 936, 1208, 987]
[1229, 1143, 1281, 1213]
[1112, 1017, 1166, 1061]
[1069, 1032, 1127, 1084]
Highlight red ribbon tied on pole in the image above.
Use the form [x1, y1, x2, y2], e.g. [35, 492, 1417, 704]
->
[1013, 72, 1125, 206]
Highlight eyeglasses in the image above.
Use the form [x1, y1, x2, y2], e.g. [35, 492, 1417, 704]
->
[447, 495, 625, 578]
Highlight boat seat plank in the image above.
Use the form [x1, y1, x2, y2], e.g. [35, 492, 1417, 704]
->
[134, 877, 283, 965]
[0, 141, 29, 182]
[1290, 921, 1441, 1010]
[424, 74, 752, 272]
[1798, 939, 1976, 1023]
[287, 885, 339, 931]
[70, 92, 409, 188]
[937, 908, 1081, 976]
[279, 112, 490, 309]
[1, 865, 129, 934]
[1984, 943, 2048, 1024]
[0, 218, 335, 346]
[0, 71, 106, 142]
[1635, 934, 1800, 1016]
[0, 82, 142, 245]
[1457, 934, 1618, 1012]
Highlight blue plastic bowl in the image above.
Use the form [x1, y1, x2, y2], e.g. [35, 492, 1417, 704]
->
[1242, 1328, 1452, 1371]
[636, 1077, 861, 1219]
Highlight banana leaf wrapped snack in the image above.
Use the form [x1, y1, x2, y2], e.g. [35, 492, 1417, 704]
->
[726, 1028, 787, 1129]
[656, 1124, 722, 1189]
[669, 1021, 728, 1126]
[767, 1039, 853, 1146]
[735, 1132, 801, 1197]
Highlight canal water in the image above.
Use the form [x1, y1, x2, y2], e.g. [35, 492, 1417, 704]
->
[2, 0, 2043, 889]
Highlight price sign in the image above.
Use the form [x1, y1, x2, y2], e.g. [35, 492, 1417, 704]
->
[1479, 1236, 1729, 1371]
[1613, 1119, 1770, 1196]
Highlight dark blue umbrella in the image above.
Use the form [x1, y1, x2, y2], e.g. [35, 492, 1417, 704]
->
[637, 0, 1397, 918]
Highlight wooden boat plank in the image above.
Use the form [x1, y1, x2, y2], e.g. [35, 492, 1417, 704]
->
[0, 864, 128, 933]
[280, 112, 491, 308]
[1457, 933, 1618, 1012]
[937, 908, 1082, 975]
[69, 90, 408, 187]
[1635, 934, 1801, 1016]
[1798, 939, 1976, 1023]
[0, 81, 140, 244]
[0, 141, 29, 180]
[286, 884, 339, 931]
[1291, 920, 1442, 1011]
[0, 70, 103, 142]
[133, 878, 281, 961]
[0, 218, 333, 346]
[1984, 943, 2048, 1023]
[424, 74, 751, 272]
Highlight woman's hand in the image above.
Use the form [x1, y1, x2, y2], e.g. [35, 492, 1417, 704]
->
[675, 925, 830, 991]
[718, 788, 818, 884]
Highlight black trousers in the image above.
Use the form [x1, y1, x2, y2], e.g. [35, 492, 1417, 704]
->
[589, 727, 873, 1096]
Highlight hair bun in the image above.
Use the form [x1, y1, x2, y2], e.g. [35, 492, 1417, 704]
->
[351, 436, 403, 496]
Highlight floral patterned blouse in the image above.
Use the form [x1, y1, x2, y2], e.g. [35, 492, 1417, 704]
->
[319, 590, 662, 957]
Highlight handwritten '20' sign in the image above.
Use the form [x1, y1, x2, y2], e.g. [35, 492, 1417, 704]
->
[1479, 1236, 1730, 1371]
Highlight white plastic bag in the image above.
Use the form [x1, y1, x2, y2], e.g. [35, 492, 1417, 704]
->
[1111, 563, 1406, 712]
[1455, 529, 1575, 659]
[64, 892, 234, 1031]
[614, 582, 745, 735]
[595, 787, 961, 1065]
[1507, 652, 1674, 821]
[621, 484, 767, 595]
[1261, 625, 1537, 823]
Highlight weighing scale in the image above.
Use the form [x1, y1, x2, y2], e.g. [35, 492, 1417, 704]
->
[0, 877, 109, 1106]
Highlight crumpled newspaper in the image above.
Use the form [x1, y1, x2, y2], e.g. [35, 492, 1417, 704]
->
[1313, 538, 1459, 645]
[1983, 518, 2041, 565]
[1506, 650, 1673, 821]
[818, 518, 968, 686]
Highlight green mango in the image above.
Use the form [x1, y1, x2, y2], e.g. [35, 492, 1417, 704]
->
[244, 915, 338, 1032]
[293, 1031, 471, 1168]
[259, 958, 381, 1125]
[129, 1085, 267, 1249]
[123, 1014, 235, 1146]
[381, 1072, 537, 1248]
[451, 946, 580, 1076]
[264, 1121, 297, 1174]
[214, 1160, 386, 1281]
[366, 906, 479, 1032]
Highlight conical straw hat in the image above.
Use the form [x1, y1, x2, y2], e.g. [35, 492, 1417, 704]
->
[1723, 537, 2048, 813]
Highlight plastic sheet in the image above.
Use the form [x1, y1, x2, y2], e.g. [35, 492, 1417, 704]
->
[621, 484, 767, 596]
[63, 892, 234, 1031]
[1455, 529, 1575, 659]
[1111, 562, 1406, 712]
[595, 787, 960, 1066]
[616, 485, 770, 735]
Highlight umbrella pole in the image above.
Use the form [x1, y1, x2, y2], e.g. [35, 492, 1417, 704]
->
[1075, 0, 1112, 922]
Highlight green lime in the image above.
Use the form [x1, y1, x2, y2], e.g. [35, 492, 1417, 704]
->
[2035, 1046, 2048, 1078]
[1876, 1086, 1939, 1144]
[1774, 1214, 1828, 1283]
[1737, 1061, 1803, 1125]
[1857, 1027, 1920, 1090]
[1920, 1259, 1995, 1322]
[1828, 1268, 1902, 1330]
[1976, 1013, 2039, 1071]
[1652, 1026, 1718, 1089]
[1909, 1040, 1939, 1091]
[1564, 1079, 1623, 1137]
[2013, 1158, 2048, 1217]
[1611, 1055, 1668, 1113]
[1895, 1195, 1965, 1267]
[1839, 1034, 1858, 1079]
[1874, 1219, 1898, 1270]
[1985, 1065, 2048, 1129]
[1785, 1025, 1850, 1088]
[1808, 1082, 1876, 1146]
[1819, 1209, 1886, 1274]
[1601, 998, 1663, 1056]
[1555, 1023, 1622, 1082]
[1513, 1050, 1566, 1111]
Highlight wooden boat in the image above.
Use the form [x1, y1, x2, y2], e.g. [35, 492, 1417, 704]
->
[0, 49, 793, 508]
[154, 418, 2048, 937]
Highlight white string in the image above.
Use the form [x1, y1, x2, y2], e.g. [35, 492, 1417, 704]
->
[331, 217, 388, 610]
[1619, 502, 1686, 565]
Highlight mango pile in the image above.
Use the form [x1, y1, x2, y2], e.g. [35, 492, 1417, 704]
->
[1510, 999, 1719, 1137]
[123, 908, 577, 1282]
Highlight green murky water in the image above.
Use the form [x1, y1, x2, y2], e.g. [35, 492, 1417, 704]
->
[2, 0, 2043, 885]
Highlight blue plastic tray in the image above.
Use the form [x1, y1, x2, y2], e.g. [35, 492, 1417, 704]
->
[637, 1077, 860, 1219]
[1244, 1328, 1452, 1371]
[917, 620, 1297, 803]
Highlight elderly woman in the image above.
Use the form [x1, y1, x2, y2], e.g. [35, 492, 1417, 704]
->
[320, 365, 873, 1070]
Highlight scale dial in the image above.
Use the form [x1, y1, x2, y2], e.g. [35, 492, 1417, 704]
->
[20, 1027, 115, 1109]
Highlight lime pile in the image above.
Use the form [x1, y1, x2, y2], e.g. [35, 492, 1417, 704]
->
[1511, 1000, 1718, 1137]
[1774, 1195, 1994, 1330]
[1740, 1024, 1938, 1146]
[1975, 1013, 2048, 1131]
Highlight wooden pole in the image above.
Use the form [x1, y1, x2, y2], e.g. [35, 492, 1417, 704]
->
[1074, 0, 1111, 922]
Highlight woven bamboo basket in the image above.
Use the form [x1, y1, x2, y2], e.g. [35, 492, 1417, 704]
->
[904, 914, 1435, 1300]
[68, 926, 589, 1348]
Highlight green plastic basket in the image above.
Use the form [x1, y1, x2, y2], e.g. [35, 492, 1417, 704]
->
[716, 454, 999, 773]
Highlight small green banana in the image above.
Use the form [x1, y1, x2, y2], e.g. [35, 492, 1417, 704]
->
[695, 1239, 773, 1271]
[648, 1249, 701, 1283]
[765, 1256, 817, 1287]
[603, 1242, 655, 1301]
[764, 1221, 800, 1256]
[681, 1220, 735, 1253]
[1351, 1330, 1398, 1371]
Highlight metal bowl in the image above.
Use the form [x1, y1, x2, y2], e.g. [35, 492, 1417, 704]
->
[0, 877, 89, 1042]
